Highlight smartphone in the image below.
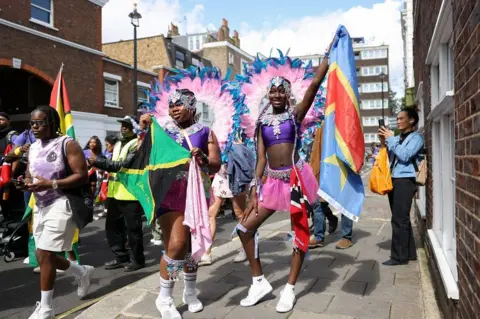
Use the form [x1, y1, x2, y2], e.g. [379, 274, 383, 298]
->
[378, 119, 385, 127]
[11, 178, 25, 186]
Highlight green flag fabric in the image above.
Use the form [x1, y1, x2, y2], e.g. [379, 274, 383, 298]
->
[117, 117, 191, 224]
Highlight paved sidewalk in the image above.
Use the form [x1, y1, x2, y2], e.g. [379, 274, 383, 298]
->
[76, 183, 440, 319]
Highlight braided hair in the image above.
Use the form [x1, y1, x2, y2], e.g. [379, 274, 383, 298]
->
[31, 105, 61, 137]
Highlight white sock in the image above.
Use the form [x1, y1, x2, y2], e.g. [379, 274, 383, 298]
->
[183, 272, 197, 292]
[285, 283, 295, 291]
[252, 275, 265, 285]
[40, 290, 53, 309]
[65, 260, 86, 278]
[159, 277, 174, 300]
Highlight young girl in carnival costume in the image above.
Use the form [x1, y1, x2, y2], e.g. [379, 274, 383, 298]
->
[234, 46, 331, 312]
[139, 66, 250, 319]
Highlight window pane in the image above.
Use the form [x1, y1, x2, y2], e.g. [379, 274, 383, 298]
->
[31, 6, 50, 23]
[176, 51, 185, 60]
[176, 59, 184, 68]
[104, 80, 118, 105]
[32, 0, 50, 10]
[195, 38, 200, 50]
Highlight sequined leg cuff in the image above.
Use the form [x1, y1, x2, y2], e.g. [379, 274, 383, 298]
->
[184, 252, 198, 271]
[163, 254, 184, 281]
[234, 223, 260, 259]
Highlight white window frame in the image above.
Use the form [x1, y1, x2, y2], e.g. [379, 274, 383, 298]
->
[361, 65, 388, 76]
[240, 58, 248, 75]
[137, 81, 150, 106]
[192, 57, 201, 67]
[104, 72, 121, 109]
[228, 52, 234, 65]
[31, 0, 56, 29]
[425, 0, 458, 300]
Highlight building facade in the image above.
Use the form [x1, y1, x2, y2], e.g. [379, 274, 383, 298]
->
[413, 0, 479, 318]
[0, 0, 157, 145]
[353, 41, 395, 147]
[171, 19, 254, 80]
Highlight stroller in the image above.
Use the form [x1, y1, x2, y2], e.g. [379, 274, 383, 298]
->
[0, 155, 30, 262]
[0, 194, 29, 262]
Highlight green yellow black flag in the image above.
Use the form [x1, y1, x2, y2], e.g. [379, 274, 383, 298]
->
[117, 117, 191, 223]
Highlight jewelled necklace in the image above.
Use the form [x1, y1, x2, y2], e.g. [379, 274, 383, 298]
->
[165, 120, 204, 145]
[260, 112, 291, 139]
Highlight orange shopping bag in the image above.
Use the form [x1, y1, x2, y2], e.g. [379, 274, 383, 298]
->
[369, 147, 393, 195]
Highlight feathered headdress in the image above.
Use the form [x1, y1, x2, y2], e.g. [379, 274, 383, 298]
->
[144, 66, 254, 162]
[234, 50, 326, 156]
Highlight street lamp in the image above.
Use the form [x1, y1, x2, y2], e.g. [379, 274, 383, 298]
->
[379, 71, 386, 121]
[129, 0, 142, 110]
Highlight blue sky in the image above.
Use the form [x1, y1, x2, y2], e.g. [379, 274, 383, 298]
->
[181, 0, 383, 31]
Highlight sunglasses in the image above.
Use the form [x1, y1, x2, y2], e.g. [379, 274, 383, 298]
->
[30, 120, 48, 127]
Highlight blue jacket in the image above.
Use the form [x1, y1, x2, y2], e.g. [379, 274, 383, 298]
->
[386, 131, 424, 178]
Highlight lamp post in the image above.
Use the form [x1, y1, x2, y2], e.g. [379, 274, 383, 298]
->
[379, 71, 386, 121]
[129, 0, 142, 110]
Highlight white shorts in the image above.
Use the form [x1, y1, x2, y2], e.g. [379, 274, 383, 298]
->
[212, 170, 233, 198]
[33, 197, 76, 252]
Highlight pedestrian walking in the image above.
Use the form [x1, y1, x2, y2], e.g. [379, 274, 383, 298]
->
[17, 106, 94, 319]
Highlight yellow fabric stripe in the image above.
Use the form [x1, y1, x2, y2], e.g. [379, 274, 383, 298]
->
[335, 128, 357, 173]
[325, 103, 336, 116]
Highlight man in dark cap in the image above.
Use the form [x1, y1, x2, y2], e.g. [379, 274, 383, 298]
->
[88, 115, 145, 272]
[0, 112, 18, 155]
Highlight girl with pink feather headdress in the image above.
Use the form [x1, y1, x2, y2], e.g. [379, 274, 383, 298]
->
[138, 66, 253, 319]
[231, 41, 333, 313]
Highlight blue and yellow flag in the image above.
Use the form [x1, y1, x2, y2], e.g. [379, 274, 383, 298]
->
[318, 25, 365, 221]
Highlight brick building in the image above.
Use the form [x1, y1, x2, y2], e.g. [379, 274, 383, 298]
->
[413, 0, 479, 318]
[0, 0, 157, 145]
[170, 19, 254, 79]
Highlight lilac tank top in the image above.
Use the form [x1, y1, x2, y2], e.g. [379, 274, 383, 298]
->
[260, 113, 296, 149]
[29, 136, 71, 208]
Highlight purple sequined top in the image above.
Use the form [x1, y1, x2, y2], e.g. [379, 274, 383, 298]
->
[28, 136, 71, 208]
[260, 112, 297, 149]
[165, 122, 210, 153]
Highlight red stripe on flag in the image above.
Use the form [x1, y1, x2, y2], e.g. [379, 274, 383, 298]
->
[49, 71, 61, 109]
[61, 77, 72, 114]
[326, 69, 364, 172]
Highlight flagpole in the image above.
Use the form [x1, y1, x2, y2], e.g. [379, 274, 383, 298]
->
[55, 64, 63, 111]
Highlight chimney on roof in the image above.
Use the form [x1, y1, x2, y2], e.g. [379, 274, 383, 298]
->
[233, 30, 240, 48]
[167, 22, 180, 37]
[218, 18, 229, 42]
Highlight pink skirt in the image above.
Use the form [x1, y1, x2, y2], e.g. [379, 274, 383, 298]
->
[258, 160, 318, 211]
[158, 171, 212, 216]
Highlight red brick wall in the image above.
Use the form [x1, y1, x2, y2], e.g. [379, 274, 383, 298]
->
[0, 25, 103, 114]
[102, 60, 156, 119]
[452, 1, 480, 318]
[0, 0, 102, 50]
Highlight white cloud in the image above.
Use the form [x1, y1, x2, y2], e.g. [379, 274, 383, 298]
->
[102, 0, 207, 43]
[239, 1, 405, 95]
[102, 0, 404, 95]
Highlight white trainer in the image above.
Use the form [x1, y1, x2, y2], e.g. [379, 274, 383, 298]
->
[153, 239, 163, 246]
[76, 265, 94, 298]
[198, 254, 212, 266]
[240, 279, 273, 307]
[182, 289, 204, 313]
[28, 302, 54, 319]
[155, 296, 182, 319]
[275, 286, 296, 313]
[233, 248, 247, 263]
